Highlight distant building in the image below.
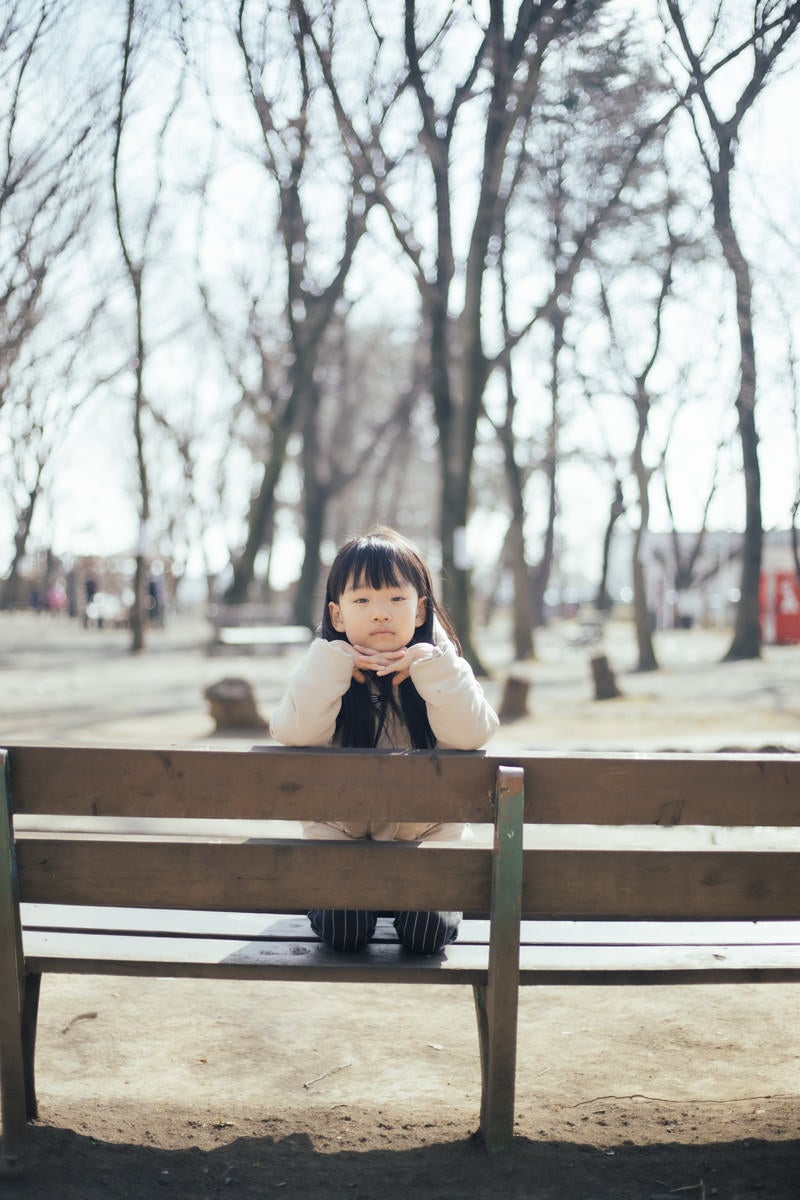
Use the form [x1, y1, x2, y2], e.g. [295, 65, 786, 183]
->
[606, 528, 799, 637]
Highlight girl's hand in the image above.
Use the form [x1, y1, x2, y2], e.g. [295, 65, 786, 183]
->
[355, 642, 435, 687]
[344, 642, 405, 684]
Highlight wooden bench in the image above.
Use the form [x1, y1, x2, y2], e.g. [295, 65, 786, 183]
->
[207, 603, 311, 655]
[2, 745, 800, 1169]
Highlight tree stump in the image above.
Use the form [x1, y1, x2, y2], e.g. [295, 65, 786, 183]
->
[498, 673, 532, 722]
[204, 677, 268, 731]
[590, 654, 622, 701]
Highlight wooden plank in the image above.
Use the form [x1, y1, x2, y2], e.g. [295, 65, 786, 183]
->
[20, 906, 800, 946]
[515, 752, 800, 826]
[5, 746, 497, 823]
[8, 745, 800, 826]
[516, 941, 800, 975]
[481, 765, 524, 1154]
[17, 838, 800, 919]
[23, 930, 490, 984]
[21, 907, 320, 939]
[15, 837, 492, 913]
[520, 849, 800, 919]
[21, 929, 800, 984]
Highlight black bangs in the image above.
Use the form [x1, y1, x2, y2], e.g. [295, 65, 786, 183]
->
[347, 545, 412, 593]
[329, 537, 425, 600]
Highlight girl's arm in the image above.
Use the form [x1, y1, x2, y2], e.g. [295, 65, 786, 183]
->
[269, 639, 355, 746]
[408, 640, 499, 750]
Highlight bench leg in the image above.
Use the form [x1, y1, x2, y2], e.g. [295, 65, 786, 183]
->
[472, 983, 490, 1130]
[22, 973, 41, 1122]
[0, 1009, 28, 1169]
[473, 764, 524, 1154]
[472, 978, 518, 1154]
[0, 972, 40, 1168]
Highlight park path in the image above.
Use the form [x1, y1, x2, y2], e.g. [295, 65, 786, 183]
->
[0, 609, 798, 750]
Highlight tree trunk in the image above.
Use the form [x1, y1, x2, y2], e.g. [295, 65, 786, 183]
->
[631, 537, 657, 672]
[129, 288, 149, 654]
[498, 401, 535, 661]
[591, 653, 622, 700]
[631, 396, 658, 672]
[439, 462, 485, 669]
[226, 392, 297, 604]
[1, 484, 40, 610]
[595, 479, 624, 611]
[530, 308, 564, 628]
[293, 420, 328, 630]
[713, 173, 762, 661]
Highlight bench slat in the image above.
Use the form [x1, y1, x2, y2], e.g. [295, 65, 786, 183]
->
[23, 930, 489, 984]
[518, 753, 800, 826]
[6, 746, 497, 822]
[21, 906, 800, 945]
[9, 745, 800, 826]
[23, 928, 800, 985]
[521, 849, 800, 919]
[18, 837, 800, 919]
[16, 837, 492, 912]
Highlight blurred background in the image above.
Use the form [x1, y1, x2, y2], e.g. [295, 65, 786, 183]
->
[1, 0, 800, 675]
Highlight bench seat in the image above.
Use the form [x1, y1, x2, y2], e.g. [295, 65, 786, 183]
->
[22, 909, 800, 983]
[215, 625, 312, 647]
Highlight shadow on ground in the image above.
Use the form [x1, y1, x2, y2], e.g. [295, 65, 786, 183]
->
[9, 1121, 798, 1200]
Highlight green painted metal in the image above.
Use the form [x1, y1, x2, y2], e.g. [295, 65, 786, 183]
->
[481, 765, 524, 1153]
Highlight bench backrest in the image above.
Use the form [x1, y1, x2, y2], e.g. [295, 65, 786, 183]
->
[3, 745, 800, 920]
[3, 747, 501, 916]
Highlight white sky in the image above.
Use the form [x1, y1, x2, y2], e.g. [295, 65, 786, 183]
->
[3, 1, 800, 594]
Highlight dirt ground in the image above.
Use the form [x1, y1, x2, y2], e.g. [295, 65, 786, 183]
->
[2, 610, 799, 1199]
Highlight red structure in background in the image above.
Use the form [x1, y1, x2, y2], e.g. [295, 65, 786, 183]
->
[760, 570, 800, 644]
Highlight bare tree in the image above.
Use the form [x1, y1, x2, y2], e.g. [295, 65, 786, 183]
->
[111, 0, 186, 651]
[298, 1, 606, 666]
[596, 207, 688, 671]
[0, 2, 92, 404]
[661, 0, 800, 659]
[487, 10, 673, 659]
[0, 0, 103, 591]
[0, 340, 106, 608]
[211, 0, 379, 606]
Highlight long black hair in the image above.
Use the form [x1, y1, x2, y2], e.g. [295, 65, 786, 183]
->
[320, 527, 461, 749]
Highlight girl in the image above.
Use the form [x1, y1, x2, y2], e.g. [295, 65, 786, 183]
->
[269, 526, 499, 955]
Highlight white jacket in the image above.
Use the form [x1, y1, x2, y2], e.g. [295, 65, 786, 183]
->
[269, 636, 499, 842]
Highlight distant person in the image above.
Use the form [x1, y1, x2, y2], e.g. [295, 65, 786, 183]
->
[46, 580, 67, 615]
[269, 526, 498, 955]
[147, 577, 164, 626]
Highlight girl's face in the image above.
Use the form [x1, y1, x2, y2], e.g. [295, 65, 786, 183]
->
[328, 574, 426, 651]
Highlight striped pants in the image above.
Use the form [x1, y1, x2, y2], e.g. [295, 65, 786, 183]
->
[308, 909, 461, 956]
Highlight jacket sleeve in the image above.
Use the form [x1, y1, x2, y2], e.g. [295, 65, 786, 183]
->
[268, 639, 354, 746]
[408, 639, 499, 750]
